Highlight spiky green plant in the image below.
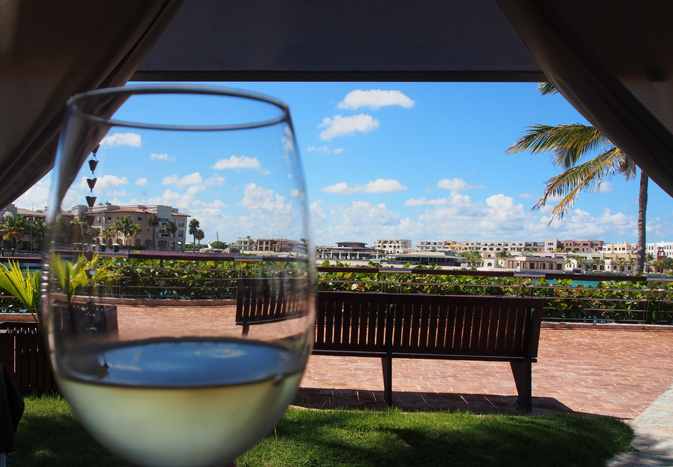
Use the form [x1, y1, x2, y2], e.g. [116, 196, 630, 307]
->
[51, 253, 115, 305]
[0, 259, 40, 320]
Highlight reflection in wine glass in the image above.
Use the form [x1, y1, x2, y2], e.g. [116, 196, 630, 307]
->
[42, 85, 315, 467]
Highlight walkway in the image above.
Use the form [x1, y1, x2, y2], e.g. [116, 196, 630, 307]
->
[296, 323, 673, 465]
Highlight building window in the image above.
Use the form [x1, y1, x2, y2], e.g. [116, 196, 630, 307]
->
[137, 217, 142, 221]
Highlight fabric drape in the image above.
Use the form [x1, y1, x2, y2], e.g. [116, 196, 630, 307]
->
[0, 0, 183, 210]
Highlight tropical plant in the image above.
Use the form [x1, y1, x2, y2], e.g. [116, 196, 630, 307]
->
[189, 219, 200, 252]
[507, 82, 649, 274]
[26, 218, 45, 250]
[0, 259, 40, 320]
[194, 228, 205, 250]
[112, 216, 137, 250]
[462, 250, 483, 269]
[101, 228, 114, 246]
[0, 213, 26, 249]
[129, 224, 142, 248]
[165, 220, 178, 251]
[496, 250, 511, 268]
[51, 253, 115, 305]
[147, 213, 160, 250]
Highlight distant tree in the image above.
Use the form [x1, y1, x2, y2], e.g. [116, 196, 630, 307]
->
[26, 218, 45, 250]
[147, 213, 160, 250]
[210, 241, 227, 249]
[165, 220, 178, 251]
[496, 250, 511, 268]
[195, 228, 205, 249]
[101, 228, 114, 246]
[462, 250, 483, 269]
[0, 214, 25, 249]
[189, 219, 200, 252]
[112, 216, 137, 250]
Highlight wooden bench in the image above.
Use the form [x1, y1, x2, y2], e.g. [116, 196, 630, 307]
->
[234, 283, 544, 411]
[235, 278, 307, 336]
[314, 291, 543, 411]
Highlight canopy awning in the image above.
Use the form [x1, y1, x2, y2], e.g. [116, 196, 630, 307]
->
[2, 0, 673, 209]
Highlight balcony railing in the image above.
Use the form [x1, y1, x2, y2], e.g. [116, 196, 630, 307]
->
[1, 253, 672, 324]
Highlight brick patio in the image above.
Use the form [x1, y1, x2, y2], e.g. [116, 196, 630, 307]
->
[296, 323, 673, 420]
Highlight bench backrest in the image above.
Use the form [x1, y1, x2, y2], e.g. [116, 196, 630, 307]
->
[235, 278, 306, 333]
[316, 292, 544, 359]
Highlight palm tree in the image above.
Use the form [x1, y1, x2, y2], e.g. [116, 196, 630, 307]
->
[26, 218, 45, 251]
[496, 250, 511, 268]
[112, 216, 136, 249]
[189, 219, 200, 252]
[129, 224, 142, 248]
[507, 82, 648, 274]
[165, 220, 178, 251]
[147, 213, 159, 250]
[0, 214, 26, 250]
[101, 228, 114, 246]
[195, 228, 205, 250]
[462, 250, 482, 269]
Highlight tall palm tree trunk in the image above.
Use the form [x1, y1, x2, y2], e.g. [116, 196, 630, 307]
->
[635, 170, 648, 274]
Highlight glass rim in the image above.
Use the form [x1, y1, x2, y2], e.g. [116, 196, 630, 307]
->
[66, 84, 291, 131]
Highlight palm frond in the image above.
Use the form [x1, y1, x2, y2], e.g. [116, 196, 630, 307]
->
[507, 124, 612, 168]
[532, 150, 625, 222]
[537, 82, 558, 95]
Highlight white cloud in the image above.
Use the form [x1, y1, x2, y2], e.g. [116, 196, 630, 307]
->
[322, 178, 407, 194]
[318, 114, 379, 141]
[101, 132, 141, 148]
[162, 172, 203, 188]
[135, 178, 148, 186]
[150, 153, 173, 161]
[211, 155, 261, 170]
[322, 182, 352, 194]
[404, 197, 448, 207]
[96, 175, 128, 189]
[436, 178, 481, 192]
[307, 145, 345, 154]
[338, 90, 415, 110]
[597, 181, 614, 193]
[13, 177, 51, 210]
[205, 175, 225, 186]
[241, 183, 291, 214]
[106, 190, 127, 197]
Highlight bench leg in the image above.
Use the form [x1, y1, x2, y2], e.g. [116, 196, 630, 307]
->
[381, 356, 393, 405]
[510, 361, 532, 412]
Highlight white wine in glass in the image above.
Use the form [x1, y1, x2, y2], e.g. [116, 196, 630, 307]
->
[42, 85, 315, 467]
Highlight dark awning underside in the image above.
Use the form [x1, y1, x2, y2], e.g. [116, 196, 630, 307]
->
[1, 0, 672, 209]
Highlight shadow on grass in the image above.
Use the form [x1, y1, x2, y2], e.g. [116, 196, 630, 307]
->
[295, 387, 574, 415]
[10, 395, 126, 467]
[240, 408, 634, 467]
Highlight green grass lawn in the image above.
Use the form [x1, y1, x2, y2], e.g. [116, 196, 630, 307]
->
[10, 394, 633, 467]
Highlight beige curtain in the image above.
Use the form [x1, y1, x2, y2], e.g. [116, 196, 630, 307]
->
[498, 0, 673, 197]
[0, 0, 183, 209]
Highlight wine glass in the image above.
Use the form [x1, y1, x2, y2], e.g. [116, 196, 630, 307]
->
[42, 85, 315, 466]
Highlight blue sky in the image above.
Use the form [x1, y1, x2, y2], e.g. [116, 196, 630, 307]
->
[15, 82, 673, 247]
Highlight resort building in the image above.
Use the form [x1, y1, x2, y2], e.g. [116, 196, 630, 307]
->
[387, 251, 463, 267]
[548, 240, 604, 253]
[77, 203, 189, 251]
[316, 242, 381, 261]
[417, 240, 445, 251]
[374, 239, 412, 254]
[254, 238, 289, 252]
[499, 253, 566, 272]
[459, 240, 542, 253]
[647, 242, 673, 260]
